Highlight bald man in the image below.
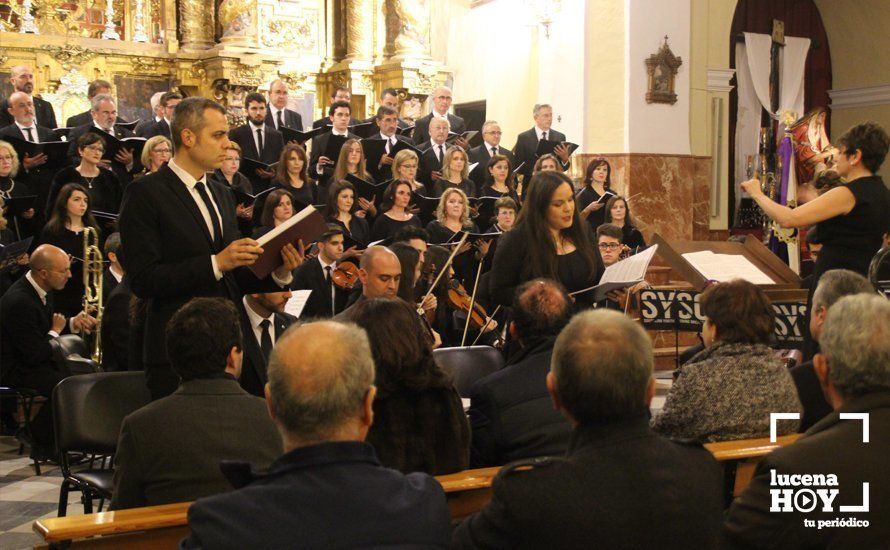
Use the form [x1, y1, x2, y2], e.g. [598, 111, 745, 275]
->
[182, 321, 451, 549]
[264, 79, 304, 131]
[412, 85, 466, 146]
[0, 245, 97, 458]
[333, 246, 401, 321]
[0, 65, 57, 129]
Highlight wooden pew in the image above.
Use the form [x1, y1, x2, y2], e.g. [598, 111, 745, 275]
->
[34, 435, 800, 547]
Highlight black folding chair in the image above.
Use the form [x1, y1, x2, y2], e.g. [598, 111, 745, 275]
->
[53, 372, 151, 516]
[433, 345, 505, 396]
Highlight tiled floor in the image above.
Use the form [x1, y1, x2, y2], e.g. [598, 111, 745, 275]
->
[0, 436, 92, 550]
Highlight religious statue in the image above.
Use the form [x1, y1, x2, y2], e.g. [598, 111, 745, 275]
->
[384, 0, 430, 58]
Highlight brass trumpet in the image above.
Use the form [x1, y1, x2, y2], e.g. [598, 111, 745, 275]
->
[82, 226, 103, 364]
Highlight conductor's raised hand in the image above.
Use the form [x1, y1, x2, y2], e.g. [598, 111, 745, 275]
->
[217, 238, 264, 272]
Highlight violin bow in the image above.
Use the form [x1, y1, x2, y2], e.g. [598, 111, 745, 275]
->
[470, 304, 502, 346]
[419, 231, 469, 307]
[461, 258, 487, 347]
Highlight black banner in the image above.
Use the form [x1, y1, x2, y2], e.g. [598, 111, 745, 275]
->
[639, 289, 808, 348]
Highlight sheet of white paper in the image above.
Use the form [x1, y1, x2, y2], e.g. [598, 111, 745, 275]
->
[681, 250, 775, 285]
[284, 289, 313, 318]
[600, 244, 659, 284]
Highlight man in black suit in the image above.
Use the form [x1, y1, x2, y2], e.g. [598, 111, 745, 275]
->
[0, 245, 97, 458]
[512, 103, 572, 182]
[265, 79, 304, 131]
[145, 91, 181, 139]
[418, 116, 451, 189]
[0, 65, 57, 129]
[182, 320, 451, 549]
[66, 94, 137, 185]
[64, 80, 125, 128]
[311, 86, 360, 129]
[238, 289, 295, 397]
[468, 120, 516, 188]
[291, 225, 350, 319]
[362, 88, 412, 131]
[468, 279, 573, 467]
[725, 294, 890, 550]
[453, 309, 725, 549]
[412, 86, 466, 146]
[101, 232, 124, 301]
[228, 92, 283, 193]
[119, 97, 303, 400]
[1, 91, 62, 229]
[369, 105, 414, 181]
[134, 91, 165, 138]
[309, 100, 358, 193]
[111, 297, 282, 509]
[101, 277, 132, 372]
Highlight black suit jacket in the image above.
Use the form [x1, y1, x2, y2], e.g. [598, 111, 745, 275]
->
[512, 127, 569, 181]
[101, 276, 131, 372]
[118, 164, 283, 365]
[134, 117, 160, 138]
[110, 377, 282, 510]
[237, 303, 295, 397]
[0, 96, 57, 129]
[453, 417, 725, 549]
[412, 112, 466, 146]
[418, 141, 447, 188]
[145, 118, 171, 139]
[228, 124, 283, 165]
[0, 275, 57, 387]
[265, 108, 303, 131]
[468, 144, 516, 187]
[368, 133, 414, 181]
[182, 441, 450, 549]
[467, 338, 572, 467]
[789, 360, 833, 432]
[65, 111, 126, 129]
[308, 130, 359, 192]
[724, 391, 890, 549]
[291, 257, 349, 319]
[0, 123, 64, 223]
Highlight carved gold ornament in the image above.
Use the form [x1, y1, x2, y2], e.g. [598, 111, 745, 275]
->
[42, 45, 98, 70]
[645, 36, 682, 105]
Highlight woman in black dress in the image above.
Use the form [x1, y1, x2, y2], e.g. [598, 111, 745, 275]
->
[253, 189, 294, 238]
[252, 143, 314, 227]
[743, 121, 890, 282]
[489, 171, 603, 308]
[604, 195, 646, 252]
[328, 138, 375, 206]
[576, 158, 615, 231]
[47, 133, 122, 218]
[480, 155, 521, 205]
[0, 140, 37, 239]
[323, 180, 371, 250]
[39, 183, 100, 317]
[426, 188, 489, 287]
[209, 143, 254, 237]
[434, 146, 476, 198]
[370, 180, 422, 242]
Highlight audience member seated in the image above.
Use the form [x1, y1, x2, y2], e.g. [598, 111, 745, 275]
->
[0, 245, 97, 459]
[182, 320, 451, 549]
[724, 294, 890, 549]
[468, 278, 573, 467]
[791, 269, 874, 431]
[453, 309, 724, 549]
[110, 297, 281, 509]
[652, 279, 802, 442]
[351, 297, 469, 474]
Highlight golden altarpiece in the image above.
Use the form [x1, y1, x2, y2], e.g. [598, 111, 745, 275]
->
[0, 0, 451, 126]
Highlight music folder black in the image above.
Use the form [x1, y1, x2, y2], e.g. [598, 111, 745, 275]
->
[92, 210, 119, 221]
[238, 158, 279, 178]
[115, 120, 139, 132]
[396, 125, 415, 138]
[346, 174, 390, 206]
[323, 134, 350, 161]
[411, 191, 439, 222]
[348, 120, 379, 139]
[446, 130, 482, 148]
[360, 138, 389, 171]
[0, 236, 33, 273]
[535, 139, 579, 159]
[52, 127, 73, 140]
[1, 194, 38, 215]
[280, 125, 326, 144]
[469, 195, 500, 226]
[512, 161, 526, 175]
[4, 137, 70, 170]
[88, 127, 148, 162]
[391, 139, 423, 157]
[435, 230, 500, 247]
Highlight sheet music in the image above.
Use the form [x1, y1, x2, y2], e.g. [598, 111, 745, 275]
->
[681, 250, 775, 285]
[599, 244, 659, 284]
[284, 290, 312, 318]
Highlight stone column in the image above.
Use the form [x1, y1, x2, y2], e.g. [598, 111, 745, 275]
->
[345, 0, 374, 60]
[383, 0, 430, 59]
[179, 0, 215, 50]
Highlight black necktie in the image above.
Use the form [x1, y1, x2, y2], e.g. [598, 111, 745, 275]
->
[541, 131, 548, 142]
[259, 319, 273, 361]
[256, 128, 264, 157]
[324, 266, 335, 316]
[194, 181, 223, 252]
[277, 111, 284, 129]
[438, 145, 445, 162]
[24, 128, 34, 142]
[491, 146, 497, 157]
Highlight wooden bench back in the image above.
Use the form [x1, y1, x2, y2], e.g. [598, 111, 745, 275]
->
[34, 435, 800, 547]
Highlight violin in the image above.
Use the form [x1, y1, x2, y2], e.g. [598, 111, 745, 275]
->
[446, 279, 491, 330]
[331, 261, 360, 290]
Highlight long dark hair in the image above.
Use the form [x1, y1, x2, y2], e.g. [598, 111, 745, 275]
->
[604, 195, 635, 230]
[274, 142, 311, 187]
[514, 171, 598, 282]
[483, 154, 516, 190]
[260, 188, 292, 227]
[322, 180, 358, 220]
[583, 158, 611, 190]
[351, 297, 449, 395]
[390, 242, 420, 303]
[45, 183, 99, 237]
[381, 180, 412, 213]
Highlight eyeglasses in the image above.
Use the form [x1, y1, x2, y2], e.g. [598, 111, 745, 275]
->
[0, 155, 13, 162]
[85, 145, 105, 153]
[598, 243, 622, 250]
[153, 148, 172, 154]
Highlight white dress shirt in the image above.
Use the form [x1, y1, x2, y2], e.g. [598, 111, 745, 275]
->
[14, 121, 39, 143]
[242, 295, 276, 347]
[249, 121, 266, 154]
[26, 271, 77, 336]
[535, 126, 551, 141]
